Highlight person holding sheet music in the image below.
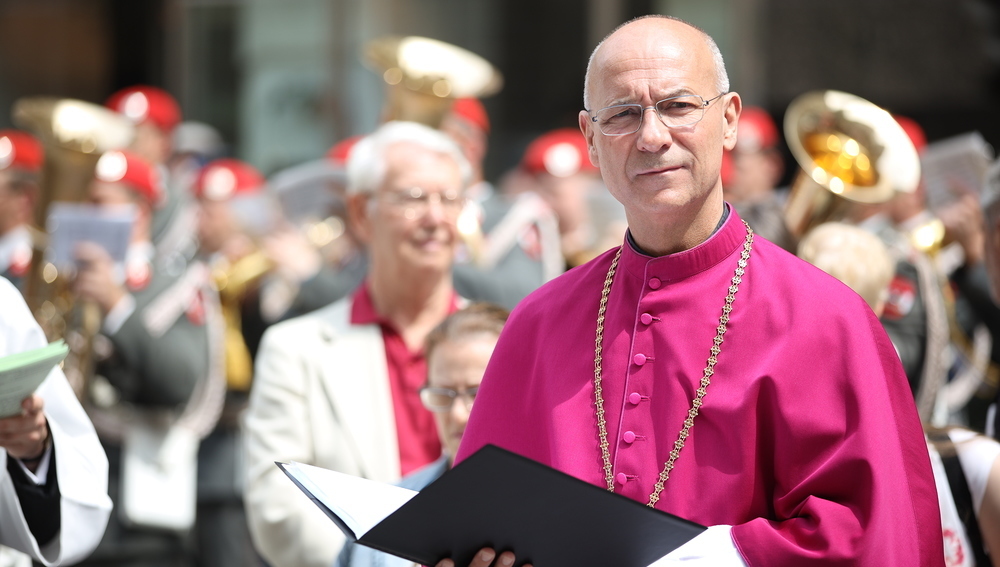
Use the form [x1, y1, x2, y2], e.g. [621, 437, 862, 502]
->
[104, 85, 197, 266]
[0, 276, 112, 566]
[72, 149, 226, 567]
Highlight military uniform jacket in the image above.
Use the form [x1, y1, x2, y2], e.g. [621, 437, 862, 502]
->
[89, 255, 225, 443]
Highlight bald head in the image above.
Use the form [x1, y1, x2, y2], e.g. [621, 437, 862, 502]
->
[583, 16, 729, 110]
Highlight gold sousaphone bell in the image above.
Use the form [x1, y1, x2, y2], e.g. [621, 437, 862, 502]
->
[364, 35, 503, 128]
[783, 90, 921, 237]
[14, 97, 134, 230]
[13, 97, 135, 396]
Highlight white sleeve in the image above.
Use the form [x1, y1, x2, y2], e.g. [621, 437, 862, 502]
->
[646, 525, 748, 566]
[950, 428, 1000, 517]
[14, 443, 52, 484]
[0, 277, 113, 566]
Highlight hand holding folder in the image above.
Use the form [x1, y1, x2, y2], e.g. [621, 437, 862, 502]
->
[0, 340, 68, 419]
[279, 444, 705, 567]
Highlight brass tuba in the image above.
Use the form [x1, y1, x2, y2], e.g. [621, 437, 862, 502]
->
[13, 97, 134, 395]
[363, 35, 503, 128]
[783, 90, 921, 237]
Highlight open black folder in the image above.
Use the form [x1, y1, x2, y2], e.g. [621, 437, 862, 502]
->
[277, 444, 705, 567]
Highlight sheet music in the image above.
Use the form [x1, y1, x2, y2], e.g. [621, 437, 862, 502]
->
[922, 132, 995, 212]
[0, 341, 68, 418]
[45, 203, 135, 270]
[283, 461, 418, 539]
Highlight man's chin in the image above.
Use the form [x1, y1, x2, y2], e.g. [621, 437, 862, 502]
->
[400, 250, 454, 273]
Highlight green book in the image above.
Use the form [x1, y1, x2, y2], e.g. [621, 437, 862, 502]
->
[0, 340, 69, 418]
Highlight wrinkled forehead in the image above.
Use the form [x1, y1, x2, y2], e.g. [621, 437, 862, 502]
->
[590, 20, 715, 106]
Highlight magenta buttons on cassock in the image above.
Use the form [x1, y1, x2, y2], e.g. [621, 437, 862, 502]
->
[615, 472, 628, 485]
[628, 392, 642, 405]
[633, 353, 647, 366]
[623, 431, 637, 443]
[640, 313, 654, 325]
[648, 277, 661, 290]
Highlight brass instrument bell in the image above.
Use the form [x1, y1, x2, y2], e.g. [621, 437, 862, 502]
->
[783, 90, 921, 237]
[13, 97, 135, 394]
[364, 36, 503, 128]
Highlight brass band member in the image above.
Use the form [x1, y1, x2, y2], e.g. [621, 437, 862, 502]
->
[75, 149, 225, 567]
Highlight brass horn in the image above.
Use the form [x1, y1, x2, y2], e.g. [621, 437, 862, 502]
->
[783, 90, 921, 237]
[364, 35, 503, 128]
[13, 97, 135, 395]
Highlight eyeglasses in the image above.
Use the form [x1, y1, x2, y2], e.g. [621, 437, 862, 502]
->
[419, 386, 478, 412]
[379, 186, 466, 219]
[587, 93, 728, 136]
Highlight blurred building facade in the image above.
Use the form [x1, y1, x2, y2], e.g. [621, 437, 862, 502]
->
[0, 0, 997, 181]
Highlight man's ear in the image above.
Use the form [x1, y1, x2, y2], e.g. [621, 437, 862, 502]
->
[722, 93, 742, 152]
[347, 193, 373, 245]
[579, 111, 600, 168]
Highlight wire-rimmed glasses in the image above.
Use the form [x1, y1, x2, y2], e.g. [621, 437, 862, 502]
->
[588, 93, 728, 136]
[378, 186, 466, 219]
[418, 386, 479, 412]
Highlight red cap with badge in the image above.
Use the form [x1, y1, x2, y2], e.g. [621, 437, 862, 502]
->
[0, 130, 43, 173]
[449, 98, 490, 134]
[105, 85, 182, 133]
[734, 106, 779, 154]
[893, 115, 927, 155]
[521, 128, 597, 178]
[192, 158, 265, 201]
[94, 149, 163, 206]
[722, 106, 780, 187]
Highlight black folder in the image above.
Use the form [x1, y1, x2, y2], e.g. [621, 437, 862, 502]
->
[278, 444, 705, 567]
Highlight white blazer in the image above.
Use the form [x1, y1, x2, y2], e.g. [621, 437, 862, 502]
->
[244, 297, 400, 567]
[0, 278, 112, 566]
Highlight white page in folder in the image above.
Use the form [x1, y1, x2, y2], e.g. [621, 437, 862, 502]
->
[285, 461, 418, 539]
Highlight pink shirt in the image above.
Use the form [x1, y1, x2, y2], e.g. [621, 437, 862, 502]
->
[351, 283, 453, 476]
[457, 208, 943, 566]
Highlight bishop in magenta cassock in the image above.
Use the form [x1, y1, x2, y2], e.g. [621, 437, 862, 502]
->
[456, 207, 941, 565]
[449, 14, 943, 567]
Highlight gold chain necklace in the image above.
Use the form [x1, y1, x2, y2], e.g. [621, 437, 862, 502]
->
[594, 220, 754, 507]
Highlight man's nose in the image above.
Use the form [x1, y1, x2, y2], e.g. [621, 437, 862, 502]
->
[636, 106, 673, 152]
[450, 397, 472, 424]
[415, 194, 447, 224]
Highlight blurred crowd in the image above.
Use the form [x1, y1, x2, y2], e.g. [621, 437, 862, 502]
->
[1, 34, 1000, 567]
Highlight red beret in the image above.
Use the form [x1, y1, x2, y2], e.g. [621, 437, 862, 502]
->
[734, 106, 778, 153]
[521, 128, 597, 177]
[94, 149, 162, 205]
[893, 115, 927, 154]
[193, 158, 265, 201]
[105, 85, 182, 133]
[326, 135, 364, 165]
[449, 98, 490, 134]
[0, 130, 43, 173]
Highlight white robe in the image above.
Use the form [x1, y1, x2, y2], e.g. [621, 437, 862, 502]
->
[0, 277, 112, 565]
